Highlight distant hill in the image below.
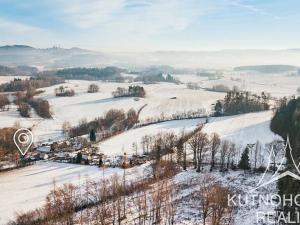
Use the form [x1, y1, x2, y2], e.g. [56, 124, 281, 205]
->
[234, 65, 299, 73]
[0, 45, 108, 70]
[0, 45, 35, 50]
[2, 45, 300, 69]
[0, 65, 38, 76]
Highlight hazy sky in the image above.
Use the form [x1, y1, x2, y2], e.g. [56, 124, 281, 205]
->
[0, 0, 300, 51]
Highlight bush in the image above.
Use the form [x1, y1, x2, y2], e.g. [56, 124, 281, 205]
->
[186, 82, 200, 90]
[112, 85, 145, 98]
[0, 95, 9, 111]
[254, 166, 267, 173]
[87, 84, 99, 93]
[55, 86, 75, 97]
[18, 103, 31, 117]
[28, 98, 51, 118]
[210, 84, 230, 93]
[0, 128, 18, 160]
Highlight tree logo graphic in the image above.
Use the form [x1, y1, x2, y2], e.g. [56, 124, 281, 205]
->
[252, 136, 300, 191]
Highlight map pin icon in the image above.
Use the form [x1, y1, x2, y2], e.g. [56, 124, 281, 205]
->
[13, 128, 34, 156]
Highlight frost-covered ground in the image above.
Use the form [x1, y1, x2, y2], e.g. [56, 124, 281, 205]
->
[173, 168, 277, 225]
[0, 161, 148, 224]
[0, 160, 278, 225]
[69, 167, 277, 225]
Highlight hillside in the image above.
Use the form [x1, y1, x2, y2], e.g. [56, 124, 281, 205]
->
[98, 111, 279, 156]
[2, 46, 300, 69]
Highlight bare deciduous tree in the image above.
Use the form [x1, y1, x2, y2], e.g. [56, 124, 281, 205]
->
[220, 140, 230, 169]
[210, 133, 221, 171]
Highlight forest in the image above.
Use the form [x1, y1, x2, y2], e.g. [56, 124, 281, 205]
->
[0, 76, 64, 92]
[214, 91, 270, 116]
[270, 96, 300, 224]
[56, 67, 125, 80]
[134, 73, 180, 84]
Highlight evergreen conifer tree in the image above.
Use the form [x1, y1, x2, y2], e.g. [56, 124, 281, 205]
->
[90, 129, 96, 142]
[238, 147, 250, 170]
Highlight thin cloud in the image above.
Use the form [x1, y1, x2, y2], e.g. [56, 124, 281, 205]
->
[53, 0, 215, 31]
[56, 0, 124, 28]
[229, 0, 281, 20]
[0, 17, 40, 33]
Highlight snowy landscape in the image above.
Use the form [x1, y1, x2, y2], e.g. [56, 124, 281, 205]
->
[0, 67, 297, 224]
[1, 1, 300, 224]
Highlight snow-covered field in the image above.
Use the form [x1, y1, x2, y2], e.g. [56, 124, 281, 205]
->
[0, 73, 290, 225]
[0, 79, 224, 143]
[0, 160, 278, 225]
[99, 111, 279, 156]
[0, 161, 147, 224]
[99, 118, 205, 156]
[175, 72, 300, 97]
[1, 72, 297, 143]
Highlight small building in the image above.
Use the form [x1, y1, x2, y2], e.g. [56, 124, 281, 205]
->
[37, 145, 51, 153]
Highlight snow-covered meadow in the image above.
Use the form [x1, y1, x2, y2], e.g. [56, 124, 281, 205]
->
[98, 110, 280, 156]
[2, 71, 297, 144]
[175, 72, 300, 97]
[0, 77, 225, 143]
[0, 160, 279, 225]
[0, 161, 149, 224]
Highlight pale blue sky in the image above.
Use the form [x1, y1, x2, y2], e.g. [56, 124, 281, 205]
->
[0, 0, 299, 51]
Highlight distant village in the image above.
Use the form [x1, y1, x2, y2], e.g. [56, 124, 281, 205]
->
[22, 137, 149, 169]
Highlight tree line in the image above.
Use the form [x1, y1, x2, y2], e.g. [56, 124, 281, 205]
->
[134, 73, 180, 84]
[0, 76, 63, 92]
[65, 108, 139, 138]
[136, 108, 207, 127]
[15, 88, 51, 118]
[142, 124, 280, 174]
[112, 86, 146, 98]
[215, 91, 270, 116]
[56, 67, 125, 81]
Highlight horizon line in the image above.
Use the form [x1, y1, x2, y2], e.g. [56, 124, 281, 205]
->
[1, 44, 300, 53]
